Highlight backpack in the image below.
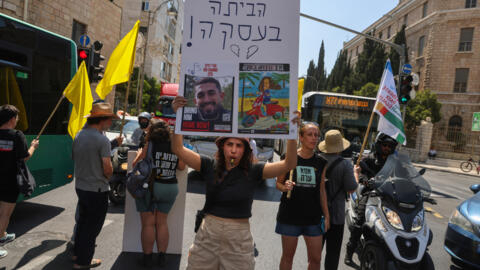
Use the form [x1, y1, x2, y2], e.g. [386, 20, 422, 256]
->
[324, 157, 344, 206]
[126, 142, 155, 199]
[16, 159, 36, 198]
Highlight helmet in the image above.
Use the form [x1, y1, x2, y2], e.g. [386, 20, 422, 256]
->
[138, 112, 152, 121]
[374, 132, 398, 157]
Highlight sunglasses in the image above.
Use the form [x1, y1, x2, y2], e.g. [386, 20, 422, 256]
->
[381, 143, 393, 148]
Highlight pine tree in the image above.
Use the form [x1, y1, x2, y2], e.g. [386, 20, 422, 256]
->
[388, 25, 409, 75]
[304, 60, 317, 93]
[316, 41, 327, 90]
[326, 50, 350, 91]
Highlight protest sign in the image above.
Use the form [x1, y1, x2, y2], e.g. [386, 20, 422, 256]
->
[176, 0, 300, 139]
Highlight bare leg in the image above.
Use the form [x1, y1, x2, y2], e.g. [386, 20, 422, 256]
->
[279, 235, 298, 270]
[304, 235, 323, 270]
[154, 211, 169, 253]
[0, 202, 16, 237]
[140, 212, 156, 254]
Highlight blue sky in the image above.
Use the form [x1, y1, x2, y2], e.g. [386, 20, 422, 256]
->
[299, 0, 398, 77]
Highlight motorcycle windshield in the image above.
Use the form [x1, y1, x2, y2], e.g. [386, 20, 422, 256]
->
[375, 153, 431, 198]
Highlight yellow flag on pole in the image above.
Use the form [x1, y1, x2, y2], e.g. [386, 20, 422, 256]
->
[95, 20, 139, 99]
[0, 67, 28, 131]
[297, 78, 304, 111]
[63, 61, 93, 139]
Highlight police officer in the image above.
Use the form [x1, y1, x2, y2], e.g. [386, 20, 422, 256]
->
[344, 133, 398, 265]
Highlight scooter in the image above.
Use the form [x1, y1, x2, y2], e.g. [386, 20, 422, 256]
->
[242, 99, 285, 128]
[109, 144, 136, 205]
[346, 153, 436, 270]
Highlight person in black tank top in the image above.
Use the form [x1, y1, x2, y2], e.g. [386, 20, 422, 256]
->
[132, 118, 185, 267]
[275, 122, 329, 270]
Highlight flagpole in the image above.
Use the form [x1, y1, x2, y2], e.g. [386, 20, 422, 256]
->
[356, 106, 376, 167]
[36, 95, 66, 140]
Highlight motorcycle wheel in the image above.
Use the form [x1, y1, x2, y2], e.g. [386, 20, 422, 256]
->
[109, 182, 126, 205]
[419, 253, 434, 270]
[460, 161, 473, 172]
[360, 244, 387, 270]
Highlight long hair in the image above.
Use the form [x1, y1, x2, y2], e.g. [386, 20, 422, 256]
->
[146, 118, 170, 143]
[214, 138, 252, 183]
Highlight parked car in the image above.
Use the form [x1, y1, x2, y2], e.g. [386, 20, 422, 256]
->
[444, 184, 480, 269]
[105, 116, 140, 145]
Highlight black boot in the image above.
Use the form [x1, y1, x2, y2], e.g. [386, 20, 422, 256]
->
[158, 252, 166, 267]
[344, 243, 355, 266]
[142, 253, 153, 267]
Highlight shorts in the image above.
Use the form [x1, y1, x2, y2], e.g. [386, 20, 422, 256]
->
[0, 178, 19, 203]
[275, 218, 325, 237]
[187, 215, 255, 270]
[135, 182, 178, 213]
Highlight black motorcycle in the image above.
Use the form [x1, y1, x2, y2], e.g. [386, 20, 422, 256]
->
[109, 144, 136, 205]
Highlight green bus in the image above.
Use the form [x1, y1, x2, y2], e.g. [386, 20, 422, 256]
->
[0, 13, 76, 201]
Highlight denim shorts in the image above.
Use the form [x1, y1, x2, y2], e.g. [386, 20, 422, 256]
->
[275, 218, 325, 237]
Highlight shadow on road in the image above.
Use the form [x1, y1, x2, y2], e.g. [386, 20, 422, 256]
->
[11, 239, 66, 270]
[431, 189, 459, 199]
[110, 252, 181, 270]
[9, 202, 64, 237]
[187, 172, 281, 202]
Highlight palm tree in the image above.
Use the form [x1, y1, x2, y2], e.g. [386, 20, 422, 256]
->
[271, 73, 290, 88]
[239, 72, 261, 117]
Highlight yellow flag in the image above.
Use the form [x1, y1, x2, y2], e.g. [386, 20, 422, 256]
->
[0, 67, 28, 131]
[95, 20, 139, 99]
[63, 61, 93, 139]
[297, 78, 304, 111]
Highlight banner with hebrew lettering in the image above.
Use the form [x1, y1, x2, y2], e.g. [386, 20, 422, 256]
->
[175, 0, 300, 139]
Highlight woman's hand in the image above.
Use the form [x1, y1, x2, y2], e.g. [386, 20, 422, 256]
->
[172, 96, 187, 113]
[354, 164, 361, 175]
[291, 110, 301, 126]
[283, 180, 295, 192]
[30, 139, 39, 149]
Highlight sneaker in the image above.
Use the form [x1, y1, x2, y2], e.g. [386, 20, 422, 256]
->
[0, 233, 15, 246]
[0, 249, 7, 259]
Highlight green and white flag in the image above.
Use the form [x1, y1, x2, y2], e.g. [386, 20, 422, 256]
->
[374, 59, 406, 145]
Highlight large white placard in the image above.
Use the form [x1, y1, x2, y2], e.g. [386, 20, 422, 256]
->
[175, 0, 300, 139]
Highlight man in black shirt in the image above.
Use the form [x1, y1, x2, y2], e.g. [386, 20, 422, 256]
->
[344, 133, 398, 266]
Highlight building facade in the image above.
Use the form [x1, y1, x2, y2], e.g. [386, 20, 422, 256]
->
[343, 0, 480, 157]
[121, 0, 183, 84]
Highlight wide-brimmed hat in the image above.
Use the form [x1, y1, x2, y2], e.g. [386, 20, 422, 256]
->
[215, 137, 251, 149]
[318, 129, 350, 153]
[85, 102, 120, 119]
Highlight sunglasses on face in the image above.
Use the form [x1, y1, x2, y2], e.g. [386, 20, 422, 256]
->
[381, 143, 393, 148]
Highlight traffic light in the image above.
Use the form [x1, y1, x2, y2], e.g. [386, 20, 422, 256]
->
[399, 75, 413, 104]
[77, 46, 91, 71]
[90, 41, 105, 82]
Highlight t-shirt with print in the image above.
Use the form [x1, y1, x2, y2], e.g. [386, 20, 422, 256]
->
[0, 129, 29, 188]
[276, 154, 327, 226]
[73, 127, 111, 192]
[319, 153, 358, 225]
[200, 155, 265, 219]
[151, 141, 179, 183]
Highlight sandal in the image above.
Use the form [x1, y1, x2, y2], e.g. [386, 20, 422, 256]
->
[72, 258, 101, 269]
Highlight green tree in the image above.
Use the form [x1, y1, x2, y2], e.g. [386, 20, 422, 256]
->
[316, 41, 327, 90]
[326, 50, 351, 91]
[388, 25, 409, 76]
[405, 89, 442, 131]
[142, 76, 161, 113]
[114, 67, 139, 114]
[239, 72, 261, 116]
[354, 82, 379, 97]
[304, 60, 317, 93]
[271, 73, 289, 88]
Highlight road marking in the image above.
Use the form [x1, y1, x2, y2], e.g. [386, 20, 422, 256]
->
[103, 219, 113, 228]
[425, 206, 444, 219]
[17, 255, 53, 270]
[433, 212, 444, 218]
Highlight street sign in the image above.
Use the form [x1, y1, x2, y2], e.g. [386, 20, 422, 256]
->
[79, 35, 90, 47]
[472, 112, 480, 131]
[411, 72, 419, 86]
[402, 64, 412, 75]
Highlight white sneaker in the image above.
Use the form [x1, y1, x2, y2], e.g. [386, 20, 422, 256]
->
[0, 249, 7, 259]
[0, 233, 15, 246]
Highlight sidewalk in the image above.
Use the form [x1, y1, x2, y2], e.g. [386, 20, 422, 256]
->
[413, 157, 480, 177]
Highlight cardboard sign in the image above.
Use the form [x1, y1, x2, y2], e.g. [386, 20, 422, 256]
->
[175, 0, 300, 139]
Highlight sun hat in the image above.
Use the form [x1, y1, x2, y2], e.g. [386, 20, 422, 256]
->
[318, 129, 350, 153]
[215, 137, 251, 149]
[85, 102, 120, 119]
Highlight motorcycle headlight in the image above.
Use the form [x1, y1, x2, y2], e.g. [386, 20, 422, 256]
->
[449, 209, 475, 233]
[411, 210, 424, 232]
[382, 206, 404, 230]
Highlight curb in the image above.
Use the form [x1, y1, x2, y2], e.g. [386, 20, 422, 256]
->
[413, 163, 479, 178]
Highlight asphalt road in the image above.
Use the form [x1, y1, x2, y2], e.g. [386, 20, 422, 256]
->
[0, 168, 478, 270]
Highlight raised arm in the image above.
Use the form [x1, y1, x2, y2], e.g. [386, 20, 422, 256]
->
[262, 139, 297, 179]
[171, 95, 201, 171]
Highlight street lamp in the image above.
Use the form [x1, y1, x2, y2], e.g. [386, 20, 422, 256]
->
[136, 0, 178, 113]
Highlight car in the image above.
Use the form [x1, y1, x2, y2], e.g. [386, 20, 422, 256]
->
[444, 183, 480, 269]
[105, 116, 140, 146]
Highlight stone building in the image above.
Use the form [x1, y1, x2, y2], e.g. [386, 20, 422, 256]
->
[0, 0, 123, 103]
[343, 0, 480, 158]
[121, 0, 183, 84]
